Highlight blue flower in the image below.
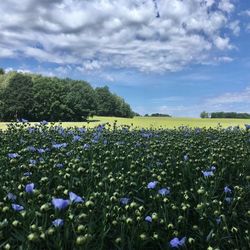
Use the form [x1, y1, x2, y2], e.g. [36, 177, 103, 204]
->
[73, 135, 81, 142]
[29, 159, 37, 165]
[69, 192, 84, 203]
[8, 153, 19, 159]
[37, 148, 46, 154]
[210, 166, 216, 171]
[23, 172, 32, 176]
[12, 204, 24, 211]
[25, 183, 35, 194]
[52, 143, 68, 149]
[52, 198, 69, 210]
[170, 237, 186, 248]
[224, 186, 232, 194]
[7, 192, 17, 201]
[183, 155, 189, 161]
[145, 216, 152, 223]
[158, 188, 170, 196]
[40, 120, 48, 125]
[147, 181, 158, 189]
[245, 124, 250, 130]
[52, 218, 64, 227]
[202, 171, 214, 177]
[21, 118, 28, 123]
[83, 143, 90, 149]
[55, 163, 64, 168]
[120, 197, 130, 205]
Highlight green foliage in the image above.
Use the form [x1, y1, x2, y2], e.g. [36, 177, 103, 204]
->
[0, 73, 34, 121]
[0, 68, 5, 75]
[0, 71, 133, 121]
[95, 86, 133, 118]
[200, 111, 209, 118]
[211, 112, 250, 119]
[150, 113, 171, 117]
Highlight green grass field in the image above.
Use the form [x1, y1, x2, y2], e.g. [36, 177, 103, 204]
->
[0, 116, 249, 130]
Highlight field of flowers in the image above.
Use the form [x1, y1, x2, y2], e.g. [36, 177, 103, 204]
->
[0, 121, 249, 249]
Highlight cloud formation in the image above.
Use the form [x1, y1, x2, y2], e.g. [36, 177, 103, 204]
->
[0, 0, 238, 72]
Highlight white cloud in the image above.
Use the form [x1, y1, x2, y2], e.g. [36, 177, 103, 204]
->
[0, 0, 237, 72]
[206, 87, 250, 105]
[218, 0, 235, 13]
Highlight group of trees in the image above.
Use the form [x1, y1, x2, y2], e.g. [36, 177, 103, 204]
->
[200, 111, 250, 119]
[0, 70, 134, 122]
[144, 113, 171, 117]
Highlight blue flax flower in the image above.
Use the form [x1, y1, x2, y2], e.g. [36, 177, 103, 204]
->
[52, 143, 67, 149]
[145, 216, 152, 223]
[24, 172, 32, 176]
[12, 204, 24, 211]
[120, 197, 130, 205]
[147, 181, 158, 189]
[69, 192, 84, 203]
[7, 192, 17, 201]
[52, 198, 69, 210]
[25, 183, 35, 194]
[224, 186, 232, 194]
[52, 218, 64, 227]
[183, 155, 189, 161]
[158, 188, 170, 196]
[202, 171, 214, 177]
[40, 120, 48, 125]
[8, 153, 19, 159]
[170, 237, 186, 248]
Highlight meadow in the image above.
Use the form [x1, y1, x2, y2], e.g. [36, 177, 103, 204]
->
[0, 116, 250, 130]
[0, 121, 249, 249]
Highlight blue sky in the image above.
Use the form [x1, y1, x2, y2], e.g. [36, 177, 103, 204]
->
[0, 0, 250, 117]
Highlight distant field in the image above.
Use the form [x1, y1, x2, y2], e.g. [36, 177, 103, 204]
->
[0, 116, 249, 130]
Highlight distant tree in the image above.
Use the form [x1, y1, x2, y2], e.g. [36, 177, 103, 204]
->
[0, 68, 5, 75]
[144, 114, 149, 117]
[211, 112, 250, 119]
[200, 111, 209, 118]
[0, 72, 33, 121]
[151, 113, 171, 117]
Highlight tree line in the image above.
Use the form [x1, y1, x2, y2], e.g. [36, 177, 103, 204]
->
[0, 69, 134, 122]
[200, 111, 250, 119]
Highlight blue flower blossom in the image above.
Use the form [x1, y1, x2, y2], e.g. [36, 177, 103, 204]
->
[158, 188, 170, 196]
[52, 143, 68, 149]
[73, 135, 81, 142]
[52, 198, 69, 210]
[7, 192, 17, 201]
[147, 181, 158, 189]
[40, 120, 48, 125]
[8, 153, 19, 159]
[24, 172, 32, 176]
[12, 204, 24, 211]
[55, 163, 64, 168]
[120, 197, 130, 205]
[183, 155, 189, 161]
[29, 159, 37, 165]
[202, 171, 214, 177]
[224, 186, 232, 194]
[37, 148, 46, 154]
[145, 216, 152, 223]
[69, 192, 84, 203]
[170, 237, 186, 248]
[83, 143, 90, 150]
[25, 183, 35, 194]
[52, 218, 64, 227]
